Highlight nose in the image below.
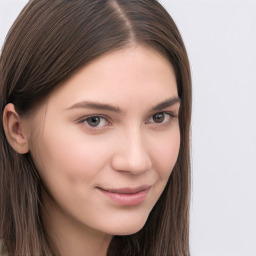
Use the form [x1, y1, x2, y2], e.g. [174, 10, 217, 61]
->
[111, 128, 152, 175]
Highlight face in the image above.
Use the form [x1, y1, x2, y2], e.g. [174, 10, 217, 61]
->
[27, 45, 180, 237]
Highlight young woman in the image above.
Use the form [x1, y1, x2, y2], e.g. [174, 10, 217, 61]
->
[0, 0, 192, 255]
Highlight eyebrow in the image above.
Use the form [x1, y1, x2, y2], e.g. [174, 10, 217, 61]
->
[66, 101, 122, 113]
[151, 97, 181, 112]
[65, 97, 181, 113]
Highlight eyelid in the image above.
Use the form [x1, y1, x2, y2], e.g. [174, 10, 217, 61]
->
[152, 110, 178, 118]
[77, 114, 109, 122]
[151, 103, 180, 114]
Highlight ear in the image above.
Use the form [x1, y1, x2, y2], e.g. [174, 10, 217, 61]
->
[3, 103, 30, 154]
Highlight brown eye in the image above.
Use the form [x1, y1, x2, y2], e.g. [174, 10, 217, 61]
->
[152, 113, 165, 123]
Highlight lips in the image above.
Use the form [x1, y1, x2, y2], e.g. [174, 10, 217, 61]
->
[97, 185, 151, 206]
[99, 185, 150, 194]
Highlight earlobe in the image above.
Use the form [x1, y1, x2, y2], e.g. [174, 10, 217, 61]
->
[3, 103, 29, 154]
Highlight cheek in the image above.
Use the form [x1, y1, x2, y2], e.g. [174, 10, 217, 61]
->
[149, 128, 180, 179]
[31, 125, 112, 186]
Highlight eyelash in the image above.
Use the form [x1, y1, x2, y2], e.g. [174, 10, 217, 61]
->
[78, 112, 177, 129]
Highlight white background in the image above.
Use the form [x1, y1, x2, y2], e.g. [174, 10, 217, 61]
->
[0, 1, 256, 255]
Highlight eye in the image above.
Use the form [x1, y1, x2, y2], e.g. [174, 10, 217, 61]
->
[82, 116, 109, 128]
[147, 112, 174, 124]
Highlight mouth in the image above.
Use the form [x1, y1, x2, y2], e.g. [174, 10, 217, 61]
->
[97, 185, 151, 206]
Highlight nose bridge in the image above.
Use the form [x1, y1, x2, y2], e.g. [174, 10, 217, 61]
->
[112, 125, 152, 174]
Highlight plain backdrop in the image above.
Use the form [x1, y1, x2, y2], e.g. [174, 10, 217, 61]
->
[0, 1, 256, 255]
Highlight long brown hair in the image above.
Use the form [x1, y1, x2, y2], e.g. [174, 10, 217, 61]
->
[0, 0, 192, 255]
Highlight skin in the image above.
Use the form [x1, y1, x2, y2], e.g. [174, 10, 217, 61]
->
[3, 45, 180, 256]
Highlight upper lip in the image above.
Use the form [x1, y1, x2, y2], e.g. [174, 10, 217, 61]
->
[97, 185, 151, 194]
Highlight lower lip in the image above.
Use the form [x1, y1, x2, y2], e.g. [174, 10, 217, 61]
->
[98, 188, 150, 206]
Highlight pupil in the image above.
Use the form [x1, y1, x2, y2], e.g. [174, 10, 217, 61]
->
[153, 113, 164, 123]
[88, 117, 100, 126]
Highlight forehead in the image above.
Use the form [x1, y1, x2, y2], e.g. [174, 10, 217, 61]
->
[46, 45, 177, 110]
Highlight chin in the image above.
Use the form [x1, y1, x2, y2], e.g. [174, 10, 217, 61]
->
[112, 224, 145, 236]
[106, 214, 148, 236]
